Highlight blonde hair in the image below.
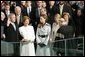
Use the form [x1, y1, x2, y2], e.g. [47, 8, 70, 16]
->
[22, 16, 30, 23]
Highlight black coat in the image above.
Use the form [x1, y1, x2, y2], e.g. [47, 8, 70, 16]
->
[5, 23, 18, 42]
[57, 25, 74, 38]
[56, 4, 73, 16]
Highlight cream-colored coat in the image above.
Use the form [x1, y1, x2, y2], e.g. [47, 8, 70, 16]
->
[19, 25, 35, 56]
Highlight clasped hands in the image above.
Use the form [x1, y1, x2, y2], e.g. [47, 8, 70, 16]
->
[21, 39, 31, 44]
[38, 43, 46, 47]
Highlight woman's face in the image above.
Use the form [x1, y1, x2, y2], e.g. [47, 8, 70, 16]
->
[42, 1, 46, 8]
[54, 14, 61, 23]
[63, 14, 69, 21]
[40, 8, 46, 15]
[40, 16, 46, 24]
[23, 19, 29, 26]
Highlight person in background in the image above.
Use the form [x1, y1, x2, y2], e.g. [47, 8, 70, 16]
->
[42, 1, 47, 8]
[50, 14, 64, 56]
[47, 1, 56, 26]
[40, 7, 47, 16]
[20, 1, 26, 12]
[1, 11, 6, 40]
[15, 6, 23, 41]
[75, 8, 84, 37]
[19, 16, 35, 56]
[59, 12, 74, 39]
[35, 1, 43, 25]
[2, 2, 10, 18]
[15, 6, 23, 27]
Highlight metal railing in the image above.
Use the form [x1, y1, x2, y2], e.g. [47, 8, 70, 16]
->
[50, 37, 84, 56]
[1, 37, 84, 56]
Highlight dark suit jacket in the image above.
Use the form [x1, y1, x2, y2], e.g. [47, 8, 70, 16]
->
[1, 20, 7, 39]
[57, 25, 74, 38]
[15, 15, 23, 41]
[16, 14, 23, 26]
[56, 4, 73, 17]
[5, 23, 18, 42]
[22, 6, 36, 24]
[47, 5, 57, 25]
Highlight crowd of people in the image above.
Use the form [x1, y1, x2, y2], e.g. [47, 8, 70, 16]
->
[1, 1, 84, 56]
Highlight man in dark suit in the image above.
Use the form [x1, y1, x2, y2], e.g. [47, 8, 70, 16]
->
[32, 1, 43, 33]
[58, 25, 74, 39]
[56, 1, 73, 17]
[15, 6, 23, 27]
[47, 1, 57, 26]
[22, 1, 35, 26]
[2, 2, 11, 24]
[15, 6, 23, 41]
[5, 13, 19, 56]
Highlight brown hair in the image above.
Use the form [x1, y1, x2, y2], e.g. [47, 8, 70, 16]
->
[40, 14, 47, 20]
[22, 16, 30, 23]
[38, 14, 48, 28]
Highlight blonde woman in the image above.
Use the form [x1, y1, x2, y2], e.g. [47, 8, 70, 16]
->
[19, 16, 35, 56]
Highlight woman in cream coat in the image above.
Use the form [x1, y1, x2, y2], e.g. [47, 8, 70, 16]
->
[19, 16, 35, 56]
[36, 15, 51, 56]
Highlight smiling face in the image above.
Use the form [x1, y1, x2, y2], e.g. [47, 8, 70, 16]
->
[23, 19, 29, 26]
[10, 14, 16, 23]
[15, 6, 21, 15]
[40, 8, 47, 15]
[42, 1, 46, 8]
[23, 16, 30, 26]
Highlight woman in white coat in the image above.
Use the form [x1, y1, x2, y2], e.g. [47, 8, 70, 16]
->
[36, 15, 51, 56]
[19, 16, 35, 56]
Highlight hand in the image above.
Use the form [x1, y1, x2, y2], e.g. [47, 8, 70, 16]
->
[21, 39, 28, 42]
[7, 18, 11, 26]
[2, 34, 6, 38]
[21, 39, 31, 44]
[38, 43, 46, 47]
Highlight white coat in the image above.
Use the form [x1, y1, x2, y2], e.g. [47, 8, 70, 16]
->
[19, 25, 35, 56]
[36, 23, 51, 56]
